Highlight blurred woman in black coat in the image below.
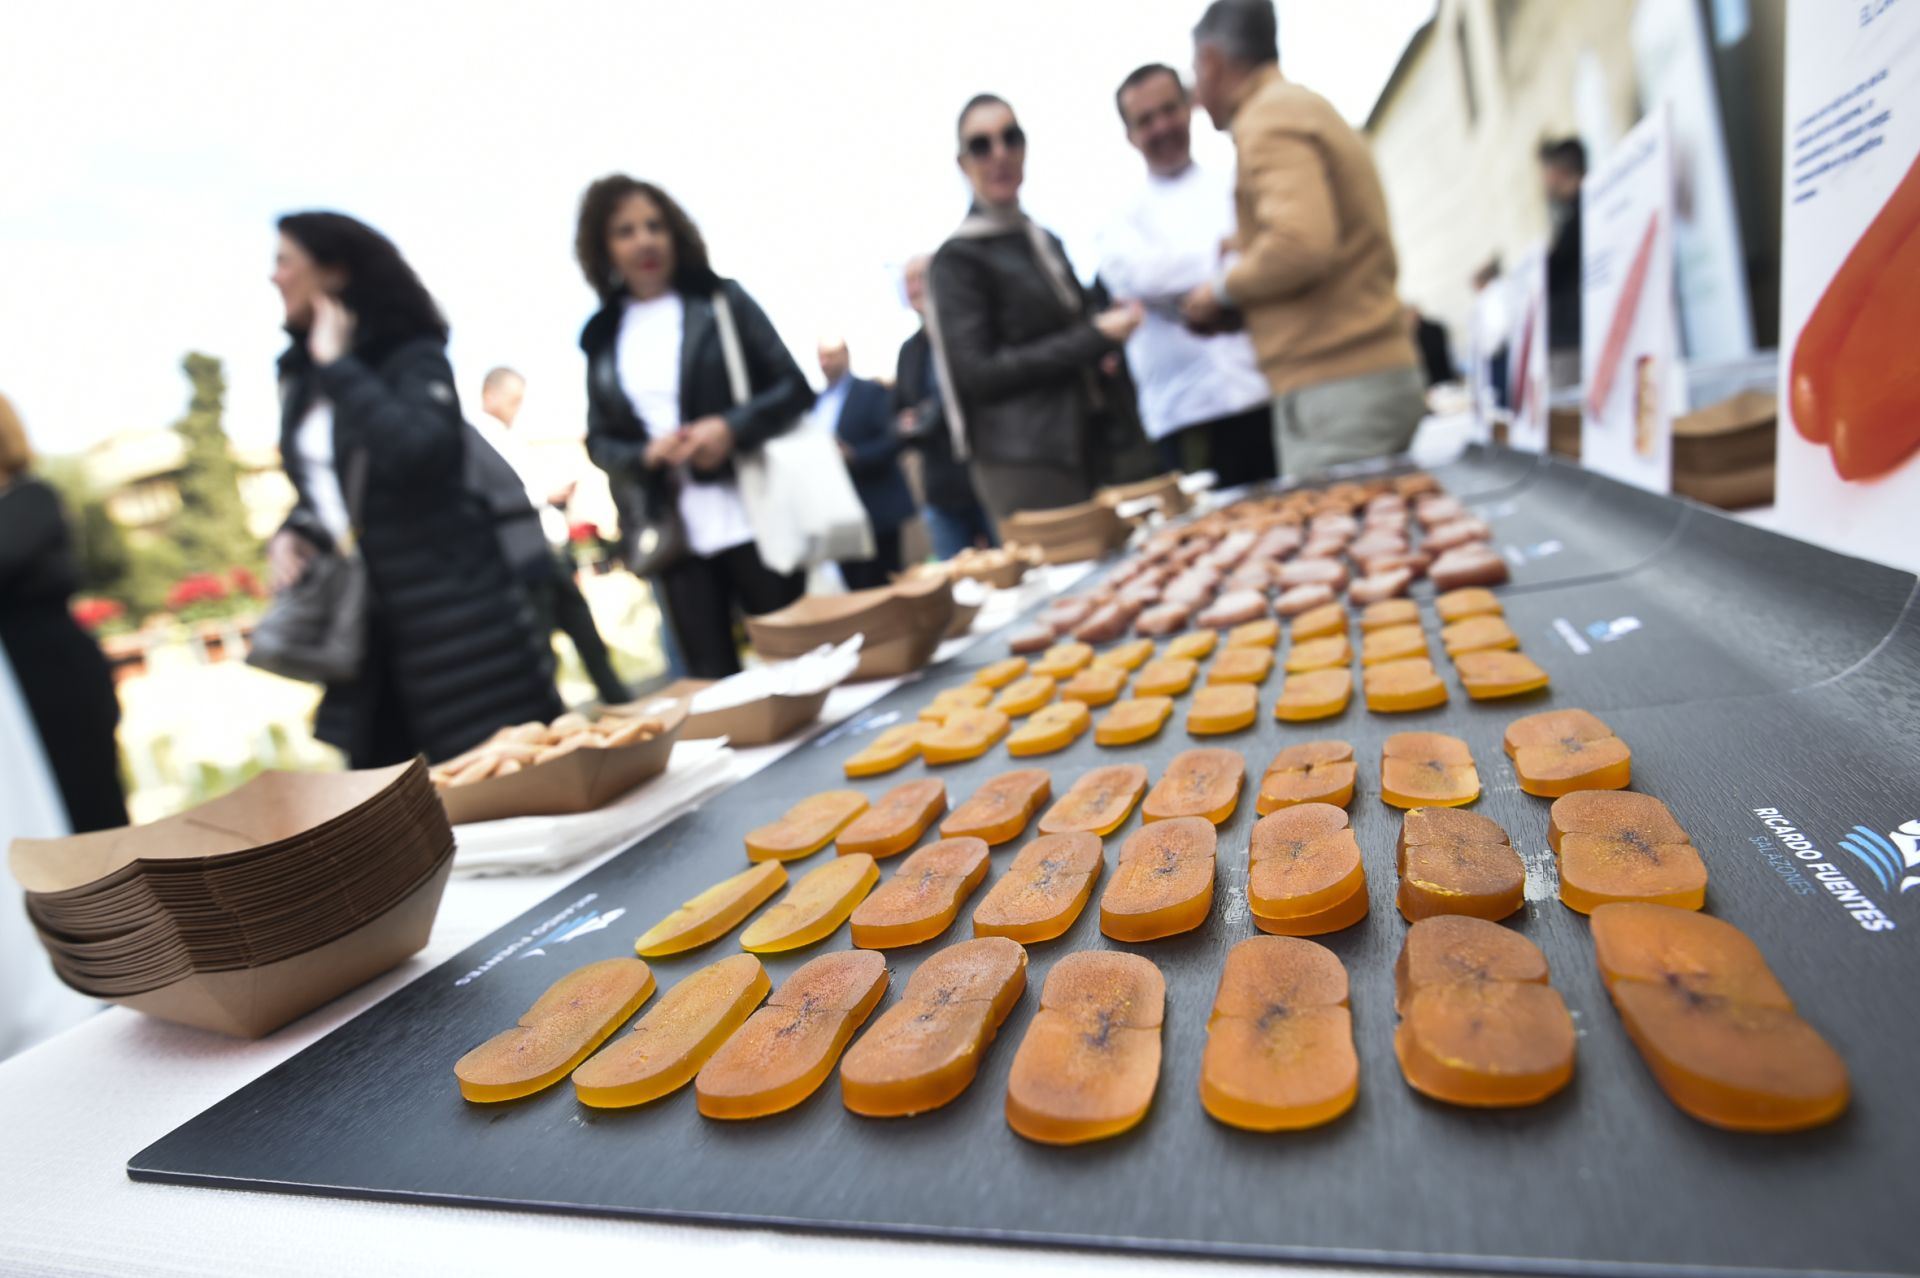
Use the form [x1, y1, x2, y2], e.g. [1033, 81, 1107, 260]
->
[266, 212, 558, 767]
[0, 394, 128, 832]
[576, 176, 813, 679]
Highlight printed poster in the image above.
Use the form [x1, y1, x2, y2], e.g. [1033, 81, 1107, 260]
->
[1777, 0, 1920, 573]
[1581, 106, 1678, 493]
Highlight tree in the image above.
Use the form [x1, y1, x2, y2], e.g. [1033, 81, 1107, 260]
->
[167, 352, 259, 573]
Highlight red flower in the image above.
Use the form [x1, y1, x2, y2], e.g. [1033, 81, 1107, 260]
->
[569, 521, 602, 544]
[71, 597, 125, 630]
[165, 573, 231, 610]
[229, 566, 266, 598]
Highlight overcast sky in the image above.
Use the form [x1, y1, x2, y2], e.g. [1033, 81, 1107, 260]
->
[0, 0, 1432, 458]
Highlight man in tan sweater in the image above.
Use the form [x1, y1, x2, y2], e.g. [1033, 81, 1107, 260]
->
[1180, 0, 1425, 477]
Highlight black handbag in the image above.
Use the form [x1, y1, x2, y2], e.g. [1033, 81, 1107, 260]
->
[618, 473, 691, 577]
[247, 450, 370, 684]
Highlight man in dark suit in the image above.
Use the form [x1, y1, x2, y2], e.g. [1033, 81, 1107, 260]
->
[818, 338, 915, 588]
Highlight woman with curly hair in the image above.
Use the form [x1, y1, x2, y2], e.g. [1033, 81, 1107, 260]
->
[575, 176, 813, 679]
[267, 211, 559, 767]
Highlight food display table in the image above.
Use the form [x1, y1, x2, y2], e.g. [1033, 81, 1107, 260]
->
[4, 448, 1914, 1277]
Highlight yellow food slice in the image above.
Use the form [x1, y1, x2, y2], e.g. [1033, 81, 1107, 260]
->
[1094, 695, 1175, 746]
[1165, 630, 1219, 660]
[1285, 635, 1352, 673]
[1188, 684, 1258, 735]
[919, 684, 993, 724]
[1364, 658, 1449, 713]
[972, 657, 1030, 689]
[1290, 603, 1348, 641]
[844, 722, 929, 778]
[1133, 657, 1198, 697]
[1061, 665, 1129, 706]
[1007, 700, 1091, 756]
[573, 954, 769, 1108]
[634, 861, 789, 957]
[1208, 647, 1275, 685]
[744, 790, 870, 862]
[991, 675, 1057, 717]
[1032, 641, 1095, 678]
[739, 854, 881, 952]
[922, 708, 1012, 764]
[1275, 669, 1354, 722]
[1093, 639, 1155, 670]
[1226, 619, 1281, 649]
[1361, 624, 1428, 667]
[1435, 587, 1502, 623]
[1455, 650, 1551, 700]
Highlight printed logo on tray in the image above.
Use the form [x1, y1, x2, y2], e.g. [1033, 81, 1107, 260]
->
[1749, 808, 1909, 933]
[453, 892, 614, 985]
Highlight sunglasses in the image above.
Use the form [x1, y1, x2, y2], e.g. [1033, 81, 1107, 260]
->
[964, 125, 1026, 159]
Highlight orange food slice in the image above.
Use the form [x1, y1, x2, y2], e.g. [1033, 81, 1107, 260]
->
[1093, 695, 1174, 746]
[1093, 638, 1156, 670]
[972, 657, 1030, 689]
[1032, 640, 1095, 678]
[1133, 657, 1198, 697]
[841, 936, 1028, 1117]
[1274, 669, 1353, 722]
[1589, 903, 1847, 1131]
[1200, 936, 1357, 1131]
[836, 777, 948, 858]
[1380, 731, 1479, 808]
[844, 722, 929, 778]
[1207, 646, 1275, 684]
[1454, 650, 1550, 700]
[1548, 790, 1706, 913]
[1364, 658, 1448, 712]
[1188, 684, 1258, 735]
[1441, 615, 1518, 655]
[1142, 748, 1245, 824]
[1395, 806, 1524, 921]
[573, 953, 769, 1108]
[1227, 618, 1281, 649]
[1005, 950, 1165, 1144]
[1503, 708, 1631, 796]
[1100, 817, 1217, 941]
[1435, 587, 1502, 623]
[1360, 599, 1420, 632]
[990, 674, 1057, 717]
[1395, 980, 1575, 1108]
[455, 958, 657, 1103]
[1361, 624, 1428, 667]
[634, 860, 788, 957]
[738, 853, 880, 952]
[919, 684, 994, 724]
[1256, 740, 1356, 812]
[1394, 914, 1548, 1013]
[942, 769, 1052, 845]
[744, 790, 870, 862]
[922, 707, 1012, 765]
[972, 831, 1104, 943]
[1037, 763, 1148, 835]
[1246, 803, 1367, 934]
[694, 949, 889, 1119]
[849, 836, 992, 948]
[1061, 665, 1129, 706]
[1165, 630, 1218, 660]
[1284, 635, 1351, 673]
[1007, 700, 1091, 756]
[1289, 602, 1349, 641]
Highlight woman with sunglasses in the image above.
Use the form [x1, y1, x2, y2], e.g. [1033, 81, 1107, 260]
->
[927, 95, 1145, 523]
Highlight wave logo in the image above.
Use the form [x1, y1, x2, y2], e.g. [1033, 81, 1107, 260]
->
[520, 907, 627, 958]
[1835, 821, 1920, 896]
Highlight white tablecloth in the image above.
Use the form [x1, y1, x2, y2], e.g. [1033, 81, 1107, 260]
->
[0, 566, 1410, 1278]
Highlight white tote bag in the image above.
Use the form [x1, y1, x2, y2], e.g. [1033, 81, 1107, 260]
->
[713, 291, 875, 575]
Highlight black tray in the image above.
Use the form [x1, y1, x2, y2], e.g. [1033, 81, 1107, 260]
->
[130, 450, 1920, 1277]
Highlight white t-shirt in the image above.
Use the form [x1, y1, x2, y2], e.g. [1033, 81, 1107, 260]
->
[293, 398, 352, 543]
[615, 292, 754, 558]
[473, 413, 570, 550]
[1097, 161, 1270, 440]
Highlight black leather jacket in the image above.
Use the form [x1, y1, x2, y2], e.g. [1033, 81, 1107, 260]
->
[930, 226, 1120, 470]
[579, 277, 814, 559]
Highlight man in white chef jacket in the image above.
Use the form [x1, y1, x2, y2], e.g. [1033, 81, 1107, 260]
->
[1098, 63, 1275, 488]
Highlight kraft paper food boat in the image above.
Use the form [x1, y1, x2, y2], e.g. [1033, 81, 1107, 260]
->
[1001, 500, 1129, 564]
[7, 759, 454, 1038]
[435, 700, 688, 825]
[747, 576, 954, 680]
[645, 638, 860, 747]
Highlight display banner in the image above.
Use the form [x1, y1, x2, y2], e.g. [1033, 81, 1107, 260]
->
[1506, 242, 1549, 453]
[1777, 0, 1920, 573]
[1581, 107, 1677, 493]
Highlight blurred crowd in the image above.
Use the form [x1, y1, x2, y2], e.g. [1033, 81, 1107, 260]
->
[3, 0, 1582, 838]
